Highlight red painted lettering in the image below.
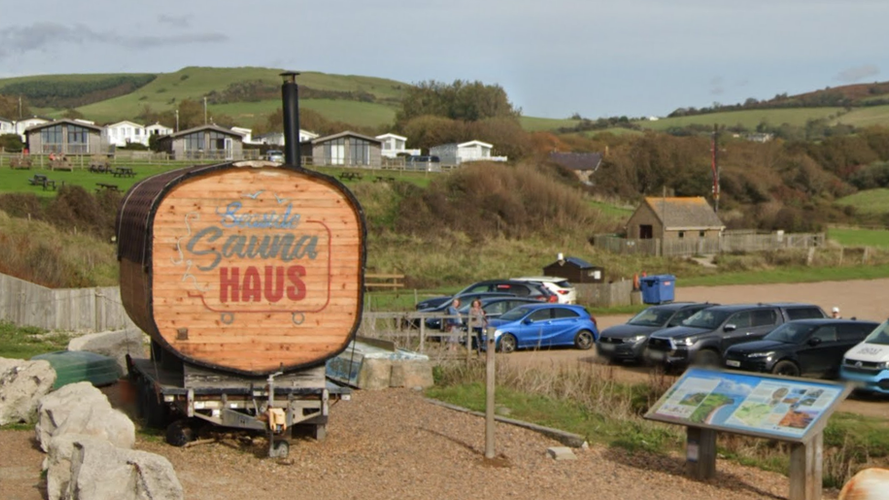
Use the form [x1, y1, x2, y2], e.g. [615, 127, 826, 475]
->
[264, 266, 285, 303]
[242, 266, 262, 302]
[286, 265, 307, 301]
[220, 267, 240, 302]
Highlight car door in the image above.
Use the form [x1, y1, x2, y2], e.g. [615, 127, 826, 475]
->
[796, 325, 839, 377]
[720, 308, 779, 352]
[549, 307, 584, 347]
[514, 308, 555, 349]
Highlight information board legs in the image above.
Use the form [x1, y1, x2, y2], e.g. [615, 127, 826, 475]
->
[686, 427, 717, 480]
[789, 433, 823, 500]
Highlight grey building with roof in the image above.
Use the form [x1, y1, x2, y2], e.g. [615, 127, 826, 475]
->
[309, 131, 382, 167]
[155, 124, 244, 160]
[626, 197, 724, 243]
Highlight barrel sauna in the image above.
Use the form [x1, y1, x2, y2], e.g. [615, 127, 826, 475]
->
[117, 161, 366, 376]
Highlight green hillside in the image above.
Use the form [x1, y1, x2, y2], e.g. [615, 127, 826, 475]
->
[0, 67, 407, 128]
[636, 107, 846, 131]
[835, 188, 889, 215]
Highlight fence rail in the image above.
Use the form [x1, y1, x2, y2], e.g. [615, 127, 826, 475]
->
[593, 231, 826, 257]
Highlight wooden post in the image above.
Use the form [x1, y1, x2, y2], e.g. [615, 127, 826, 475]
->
[789, 433, 823, 500]
[419, 319, 425, 353]
[686, 427, 717, 480]
[485, 336, 496, 459]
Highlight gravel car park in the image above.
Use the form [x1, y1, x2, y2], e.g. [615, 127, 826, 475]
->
[596, 302, 716, 363]
[644, 303, 827, 369]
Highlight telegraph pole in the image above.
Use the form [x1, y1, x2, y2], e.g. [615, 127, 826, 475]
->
[203, 97, 208, 125]
[711, 124, 720, 214]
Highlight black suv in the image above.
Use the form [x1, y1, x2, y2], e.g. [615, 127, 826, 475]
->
[596, 302, 716, 363]
[644, 303, 827, 369]
[416, 280, 556, 310]
[724, 319, 878, 378]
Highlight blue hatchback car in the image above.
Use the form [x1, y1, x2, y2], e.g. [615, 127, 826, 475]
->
[481, 303, 598, 353]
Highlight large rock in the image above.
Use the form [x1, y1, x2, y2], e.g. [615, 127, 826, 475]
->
[390, 360, 434, 389]
[68, 328, 147, 372]
[46, 435, 183, 500]
[0, 357, 57, 425]
[36, 382, 135, 452]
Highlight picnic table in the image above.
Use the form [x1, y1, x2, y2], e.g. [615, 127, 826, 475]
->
[27, 174, 58, 191]
[10, 157, 32, 169]
[95, 183, 120, 193]
[374, 176, 396, 183]
[339, 171, 363, 181]
[89, 157, 112, 173]
[112, 167, 135, 178]
[50, 158, 73, 171]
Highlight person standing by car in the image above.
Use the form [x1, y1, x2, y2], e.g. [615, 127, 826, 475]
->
[832, 306, 842, 319]
[468, 299, 487, 354]
[446, 298, 463, 351]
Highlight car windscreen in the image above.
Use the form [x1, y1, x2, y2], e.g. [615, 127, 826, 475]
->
[863, 321, 889, 345]
[628, 306, 674, 327]
[682, 309, 731, 329]
[499, 306, 533, 322]
[763, 322, 818, 343]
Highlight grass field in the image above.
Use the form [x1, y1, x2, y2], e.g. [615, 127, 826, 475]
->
[835, 188, 889, 215]
[828, 227, 889, 248]
[830, 104, 889, 128]
[635, 107, 845, 131]
[3, 67, 409, 128]
[518, 116, 580, 132]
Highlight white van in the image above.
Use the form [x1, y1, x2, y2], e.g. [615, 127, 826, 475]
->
[840, 320, 889, 395]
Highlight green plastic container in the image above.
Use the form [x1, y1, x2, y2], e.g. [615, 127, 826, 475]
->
[31, 351, 123, 390]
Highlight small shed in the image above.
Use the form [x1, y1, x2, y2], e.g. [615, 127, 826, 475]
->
[543, 256, 604, 284]
[626, 197, 724, 242]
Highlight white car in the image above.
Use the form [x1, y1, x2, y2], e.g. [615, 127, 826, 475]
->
[512, 276, 577, 304]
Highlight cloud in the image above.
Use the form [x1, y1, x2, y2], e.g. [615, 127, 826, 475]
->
[157, 14, 192, 29]
[834, 64, 880, 83]
[0, 22, 227, 60]
[710, 76, 724, 96]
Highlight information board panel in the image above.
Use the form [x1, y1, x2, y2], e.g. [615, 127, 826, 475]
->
[645, 368, 850, 443]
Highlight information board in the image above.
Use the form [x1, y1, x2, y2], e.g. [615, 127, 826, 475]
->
[645, 368, 850, 442]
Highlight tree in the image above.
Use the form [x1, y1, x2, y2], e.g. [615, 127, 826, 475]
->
[395, 79, 520, 126]
[0, 95, 30, 118]
[0, 133, 24, 152]
[62, 108, 84, 120]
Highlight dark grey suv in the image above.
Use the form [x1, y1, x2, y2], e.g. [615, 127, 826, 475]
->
[644, 303, 827, 369]
[596, 302, 716, 363]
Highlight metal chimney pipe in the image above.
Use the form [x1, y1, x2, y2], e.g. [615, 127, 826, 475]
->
[281, 72, 301, 167]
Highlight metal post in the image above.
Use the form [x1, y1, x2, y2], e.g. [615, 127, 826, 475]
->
[280, 72, 301, 167]
[485, 336, 496, 459]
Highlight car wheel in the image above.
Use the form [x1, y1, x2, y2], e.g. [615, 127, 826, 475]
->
[694, 349, 721, 367]
[499, 334, 517, 354]
[772, 360, 800, 377]
[574, 330, 594, 350]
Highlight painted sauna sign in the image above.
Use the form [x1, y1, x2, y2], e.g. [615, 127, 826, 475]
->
[118, 162, 366, 375]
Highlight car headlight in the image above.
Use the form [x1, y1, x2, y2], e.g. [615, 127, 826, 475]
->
[674, 337, 696, 347]
[746, 351, 775, 359]
[877, 361, 889, 370]
[629, 335, 647, 343]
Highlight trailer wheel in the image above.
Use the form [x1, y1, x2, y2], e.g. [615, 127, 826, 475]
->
[165, 420, 196, 447]
[269, 439, 290, 459]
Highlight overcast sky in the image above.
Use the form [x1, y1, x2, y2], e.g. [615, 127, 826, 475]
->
[1, 0, 887, 119]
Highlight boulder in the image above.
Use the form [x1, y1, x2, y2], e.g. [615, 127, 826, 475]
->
[46, 435, 183, 500]
[0, 357, 57, 425]
[389, 360, 434, 389]
[68, 328, 147, 372]
[839, 468, 889, 500]
[36, 382, 135, 452]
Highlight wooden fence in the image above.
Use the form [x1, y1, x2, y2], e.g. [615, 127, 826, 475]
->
[593, 231, 826, 257]
[0, 273, 135, 332]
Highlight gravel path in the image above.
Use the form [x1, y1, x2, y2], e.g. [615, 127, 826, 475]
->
[0, 388, 840, 500]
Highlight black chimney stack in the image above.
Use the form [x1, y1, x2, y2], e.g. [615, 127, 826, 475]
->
[281, 72, 300, 167]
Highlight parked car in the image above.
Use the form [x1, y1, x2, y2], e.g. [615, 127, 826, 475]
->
[512, 276, 577, 304]
[404, 155, 441, 172]
[596, 302, 716, 363]
[481, 303, 599, 353]
[840, 320, 889, 395]
[723, 319, 878, 378]
[415, 279, 557, 310]
[267, 150, 284, 162]
[644, 303, 827, 369]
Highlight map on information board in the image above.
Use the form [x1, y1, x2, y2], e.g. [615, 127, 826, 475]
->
[645, 368, 849, 442]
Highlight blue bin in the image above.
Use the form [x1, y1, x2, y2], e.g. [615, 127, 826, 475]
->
[640, 274, 676, 304]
